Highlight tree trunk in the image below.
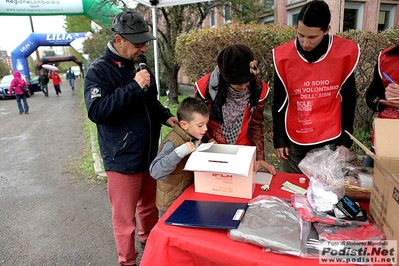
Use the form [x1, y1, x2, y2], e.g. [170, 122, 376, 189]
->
[167, 66, 180, 105]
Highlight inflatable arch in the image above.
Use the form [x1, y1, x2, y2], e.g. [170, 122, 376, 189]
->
[0, 0, 121, 78]
[11, 32, 88, 79]
[37, 55, 84, 78]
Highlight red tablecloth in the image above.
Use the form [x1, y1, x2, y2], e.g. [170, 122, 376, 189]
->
[140, 172, 376, 266]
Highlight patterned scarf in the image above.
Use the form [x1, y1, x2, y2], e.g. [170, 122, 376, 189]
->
[221, 85, 250, 144]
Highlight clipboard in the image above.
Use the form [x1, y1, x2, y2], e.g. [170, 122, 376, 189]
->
[165, 200, 248, 229]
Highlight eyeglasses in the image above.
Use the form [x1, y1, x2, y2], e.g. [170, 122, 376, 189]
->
[132, 42, 148, 48]
[120, 34, 148, 48]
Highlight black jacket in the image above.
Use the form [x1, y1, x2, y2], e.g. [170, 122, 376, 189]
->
[84, 44, 173, 174]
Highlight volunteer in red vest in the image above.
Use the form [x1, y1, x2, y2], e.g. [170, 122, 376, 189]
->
[194, 44, 276, 175]
[364, 44, 399, 167]
[272, 0, 360, 173]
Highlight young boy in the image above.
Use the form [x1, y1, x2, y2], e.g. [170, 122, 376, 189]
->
[150, 97, 210, 217]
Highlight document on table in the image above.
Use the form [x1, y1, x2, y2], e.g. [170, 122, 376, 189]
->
[255, 172, 273, 185]
[165, 200, 248, 229]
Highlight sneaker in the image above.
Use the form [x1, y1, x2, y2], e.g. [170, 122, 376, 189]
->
[19, 112, 23, 115]
[25, 111, 29, 114]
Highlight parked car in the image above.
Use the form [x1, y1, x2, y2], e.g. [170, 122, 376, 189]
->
[0, 74, 41, 99]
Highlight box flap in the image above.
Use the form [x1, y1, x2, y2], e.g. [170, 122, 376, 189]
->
[184, 144, 256, 176]
[374, 118, 399, 158]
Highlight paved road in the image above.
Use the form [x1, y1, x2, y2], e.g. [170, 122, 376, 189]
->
[0, 80, 121, 266]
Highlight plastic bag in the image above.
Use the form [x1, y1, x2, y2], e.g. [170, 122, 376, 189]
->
[228, 195, 310, 257]
[299, 146, 347, 212]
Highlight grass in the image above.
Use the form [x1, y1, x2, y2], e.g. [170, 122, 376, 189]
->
[160, 94, 190, 138]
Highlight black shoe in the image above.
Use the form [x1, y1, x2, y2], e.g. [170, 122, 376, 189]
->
[25, 111, 29, 114]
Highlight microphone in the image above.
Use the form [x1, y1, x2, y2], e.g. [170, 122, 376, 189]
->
[137, 55, 148, 92]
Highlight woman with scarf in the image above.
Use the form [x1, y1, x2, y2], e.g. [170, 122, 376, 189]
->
[9, 71, 29, 114]
[194, 44, 276, 174]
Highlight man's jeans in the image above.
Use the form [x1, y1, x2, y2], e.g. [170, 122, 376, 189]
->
[68, 79, 75, 90]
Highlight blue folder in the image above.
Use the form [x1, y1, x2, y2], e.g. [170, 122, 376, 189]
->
[165, 200, 248, 229]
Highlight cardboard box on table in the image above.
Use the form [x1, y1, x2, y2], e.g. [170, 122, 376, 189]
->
[184, 144, 256, 199]
[349, 118, 399, 263]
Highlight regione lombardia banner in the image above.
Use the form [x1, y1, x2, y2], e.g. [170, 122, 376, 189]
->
[0, 0, 84, 15]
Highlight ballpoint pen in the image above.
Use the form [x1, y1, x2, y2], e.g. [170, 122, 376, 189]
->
[382, 72, 399, 100]
[382, 72, 396, 84]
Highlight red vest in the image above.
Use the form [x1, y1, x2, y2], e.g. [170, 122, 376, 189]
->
[194, 74, 269, 145]
[273, 35, 359, 145]
[377, 46, 399, 119]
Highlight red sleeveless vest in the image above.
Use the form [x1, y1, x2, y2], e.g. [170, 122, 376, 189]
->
[273, 35, 359, 145]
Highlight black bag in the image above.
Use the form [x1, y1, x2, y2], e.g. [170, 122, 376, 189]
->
[22, 87, 30, 95]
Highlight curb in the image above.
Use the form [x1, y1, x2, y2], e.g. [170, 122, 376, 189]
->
[90, 129, 107, 181]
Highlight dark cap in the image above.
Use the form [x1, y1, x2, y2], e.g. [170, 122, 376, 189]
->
[111, 11, 156, 43]
[217, 44, 257, 85]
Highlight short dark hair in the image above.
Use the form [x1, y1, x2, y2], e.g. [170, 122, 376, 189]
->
[298, 0, 331, 31]
[177, 97, 209, 122]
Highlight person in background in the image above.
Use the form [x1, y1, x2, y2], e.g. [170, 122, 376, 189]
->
[84, 10, 177, 266]
[272, 0, 359, 173]
[9, 70, 29, 114]
[364, 44, 399, 167]
[150, 96, 210, 218]
[66, 67, 76, 91]
[39, 70, 50, 97]
[194, 44, 276, 175]
[49, 70, 62, 96]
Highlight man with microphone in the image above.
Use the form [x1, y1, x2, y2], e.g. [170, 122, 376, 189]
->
[84, 11, 178, 266]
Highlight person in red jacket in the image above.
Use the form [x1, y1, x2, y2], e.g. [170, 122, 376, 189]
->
[194, 44, 276, 175]
[9, 70, 29, 114]
[49, 70, 62, 96]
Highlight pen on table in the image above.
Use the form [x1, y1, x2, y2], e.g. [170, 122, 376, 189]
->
[382, 72, 399, 100]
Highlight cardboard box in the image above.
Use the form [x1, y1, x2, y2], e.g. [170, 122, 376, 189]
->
[184, 143, 256, 199]
[370, 119, 399, 258]
[349, 118, 399, 263]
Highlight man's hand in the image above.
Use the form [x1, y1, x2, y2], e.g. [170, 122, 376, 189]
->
[134, 69, 151, 90]
[276, 147, 289, 160]
[166, 117, 178, 127]
[379, 83, 399, 108]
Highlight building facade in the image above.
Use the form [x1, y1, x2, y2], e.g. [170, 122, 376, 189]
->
[270, 0, 399, 34]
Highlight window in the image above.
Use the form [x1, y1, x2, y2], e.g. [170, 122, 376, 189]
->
[287, 6, 302, 26]
[210, 8, 215, 27]
[224, 4, 231, 24]
[287, 0, 304, 4]
[343, 2, 364, 31]
[261, 15, 274, 24]
[378, 4, 396, 31]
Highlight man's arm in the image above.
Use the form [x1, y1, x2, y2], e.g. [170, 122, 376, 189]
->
[272, 70, 289, 149]
[338, 73, 357, 148]
[366, 64, 386, 112]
